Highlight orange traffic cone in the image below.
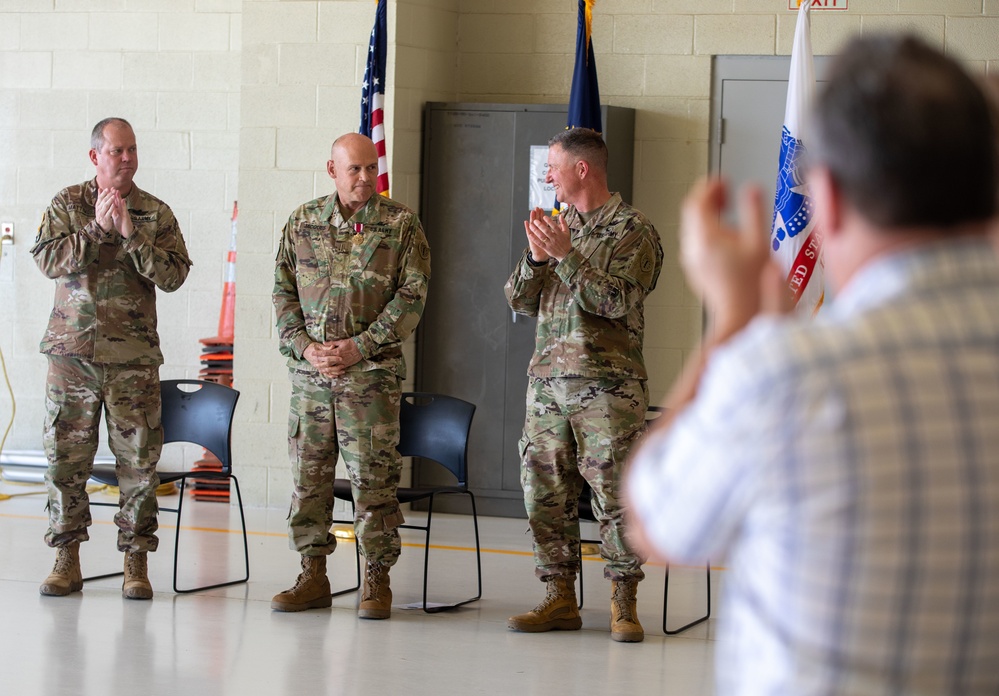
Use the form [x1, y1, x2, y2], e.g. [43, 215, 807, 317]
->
[201, 201, 238, 346]
[217, 201, 237, 341]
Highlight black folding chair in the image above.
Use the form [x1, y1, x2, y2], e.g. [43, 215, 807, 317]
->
[330, 392, 481, 612]
[86, 379, 248, 593]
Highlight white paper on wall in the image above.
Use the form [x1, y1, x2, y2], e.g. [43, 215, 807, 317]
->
[529, 145, 556, 211]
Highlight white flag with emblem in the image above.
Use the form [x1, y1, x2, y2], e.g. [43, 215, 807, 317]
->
[770, 0, 824, 313]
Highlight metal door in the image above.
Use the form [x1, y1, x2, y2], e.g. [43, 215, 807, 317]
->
[710, 56, 830, 210]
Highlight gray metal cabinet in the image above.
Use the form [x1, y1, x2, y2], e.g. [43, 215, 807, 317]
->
[416, 102, 634, 517]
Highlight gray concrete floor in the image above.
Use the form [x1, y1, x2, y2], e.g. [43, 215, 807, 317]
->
[0, 478, 718, 695]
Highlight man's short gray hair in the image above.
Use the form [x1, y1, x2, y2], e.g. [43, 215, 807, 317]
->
[91, 117, 133, 151]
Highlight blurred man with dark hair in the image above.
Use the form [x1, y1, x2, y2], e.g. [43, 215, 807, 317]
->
[627, 35, 999, 694]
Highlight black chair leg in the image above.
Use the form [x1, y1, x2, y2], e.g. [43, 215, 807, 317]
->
[330, 502, 361, 598]
[576, 563, 585, 609]
[421, 491, 482, 613]
[419, 497, 434, 611]
[576, 535, 598, 609]
[171, 477, 187, 590]
[85, 477, 251, 593]
[81, 500, 124, 583]
[468, 492, 483, 599]
[174, 475, 251, 594]
[663, 563, 711, 635]
[232, 475, 250, 583]
[329, 493, 482, 611]
[330, 542, 362, 598]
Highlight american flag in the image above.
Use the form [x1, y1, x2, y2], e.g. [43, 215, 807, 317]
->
[770, 0, 823, 313]
[360, 0, 389, 197]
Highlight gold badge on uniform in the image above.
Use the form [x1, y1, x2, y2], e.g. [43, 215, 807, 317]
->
[352, 222, 364, 246]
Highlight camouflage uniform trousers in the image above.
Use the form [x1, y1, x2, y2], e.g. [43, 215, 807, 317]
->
[286, 367, 405, 566]
[43, 355, 162, 552]
[520, 376, 647, 582]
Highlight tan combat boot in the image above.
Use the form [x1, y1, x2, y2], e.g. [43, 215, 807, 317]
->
[122, 550, 154, 600]
[507, 575, 582, 632]
[39, 542, 83, 597]
[610, 578, 644, 642]
[358, 561, 392, 620]
[271, 555, 333, 612]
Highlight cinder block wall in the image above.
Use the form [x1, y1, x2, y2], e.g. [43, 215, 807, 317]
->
[0, 1, 242, 469]
[3, 0, 998, 506]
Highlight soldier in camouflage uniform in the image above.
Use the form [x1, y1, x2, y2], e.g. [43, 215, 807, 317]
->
[505, 128, 663, 642]
[271, 133, 431, 618]
[31, 117, 192, 601]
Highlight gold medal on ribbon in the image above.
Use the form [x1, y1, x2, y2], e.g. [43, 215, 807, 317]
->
[352, 222, 363, 246]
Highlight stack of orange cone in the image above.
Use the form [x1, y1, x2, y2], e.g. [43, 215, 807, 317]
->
[192, 201, 238, 503]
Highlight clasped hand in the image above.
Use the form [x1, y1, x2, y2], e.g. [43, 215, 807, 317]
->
[304, 339, 362, 378]
[95, 188, 133, 239]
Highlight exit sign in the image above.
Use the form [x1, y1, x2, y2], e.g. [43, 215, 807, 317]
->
[789, 0, 848, 8]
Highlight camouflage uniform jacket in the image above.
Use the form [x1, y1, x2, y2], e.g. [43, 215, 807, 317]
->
[505, 193, 663, 380]
[273, 192, 431, 377]
[31, 179, 192, 366]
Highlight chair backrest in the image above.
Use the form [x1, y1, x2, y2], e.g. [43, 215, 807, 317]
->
[398, 392, 476, 488]
[160, 379, 240, 473]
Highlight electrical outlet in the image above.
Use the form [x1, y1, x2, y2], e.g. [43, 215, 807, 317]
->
[0, 221, 13, 244]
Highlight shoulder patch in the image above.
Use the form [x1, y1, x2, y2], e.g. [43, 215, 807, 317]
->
[625, 238, 658, 290]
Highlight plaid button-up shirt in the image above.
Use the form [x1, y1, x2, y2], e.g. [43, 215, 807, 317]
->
[630, 238, 999, 695]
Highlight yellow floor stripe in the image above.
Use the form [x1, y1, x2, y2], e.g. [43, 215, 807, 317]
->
[0, 510, 717, 569]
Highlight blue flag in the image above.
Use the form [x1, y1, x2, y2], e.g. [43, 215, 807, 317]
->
[554, 0, 602, 213]
[567, 0, 602, 132]
[359, 0, 389, 196]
